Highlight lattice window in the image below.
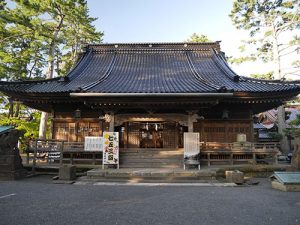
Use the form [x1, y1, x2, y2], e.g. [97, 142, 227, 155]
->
[127, 122, 140, 148]
[53, 122, 76, 142]
[53, 120, 102, 142]
[162, 122, 177, 148]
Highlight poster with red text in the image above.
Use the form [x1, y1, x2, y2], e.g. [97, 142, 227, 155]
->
[103, 132, 119, 166]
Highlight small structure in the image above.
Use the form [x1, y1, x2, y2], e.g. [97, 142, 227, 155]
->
[0, 126, 26, 180]
[270, 172, 300, 192]
[59, 165, 76, 181]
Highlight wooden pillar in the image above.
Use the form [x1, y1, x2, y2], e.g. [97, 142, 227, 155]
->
[109, 112, 115, 132]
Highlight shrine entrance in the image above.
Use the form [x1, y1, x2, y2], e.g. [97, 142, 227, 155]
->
[118, 121, 186, 149]
[139, 122, 163, 148]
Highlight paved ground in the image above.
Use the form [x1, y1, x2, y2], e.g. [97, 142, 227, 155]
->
[0, 176, 300, 225]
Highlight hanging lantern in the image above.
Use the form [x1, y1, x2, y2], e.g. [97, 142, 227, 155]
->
[74, 109, 81, 119]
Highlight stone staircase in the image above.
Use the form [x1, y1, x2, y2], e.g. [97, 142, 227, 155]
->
[83, 148, 218, 183]
[119, 148, 184, 169]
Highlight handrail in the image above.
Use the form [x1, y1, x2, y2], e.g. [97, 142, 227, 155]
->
[200, 141, 279, 152]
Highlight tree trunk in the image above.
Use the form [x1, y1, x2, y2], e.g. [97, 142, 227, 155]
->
[8, 98, 14, 118]
[38, 14, 64, 139]
[39, 111, 48, 139]
[272, 26, 289, 154]
[14, 102, 20, 118]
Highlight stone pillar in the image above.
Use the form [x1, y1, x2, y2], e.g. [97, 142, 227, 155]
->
[292, 138, 300, 171]
[187, 111, 198, 132]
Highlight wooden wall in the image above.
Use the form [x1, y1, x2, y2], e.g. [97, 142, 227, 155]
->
[52, 118, 109, 142]
[193, 119, 253, 143]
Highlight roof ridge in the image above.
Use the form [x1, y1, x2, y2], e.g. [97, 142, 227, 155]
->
[87, 42, 221, 53]
[87, 41, 221, 46]
[0, 77, 60, 85]
[243, 77, 300, 85]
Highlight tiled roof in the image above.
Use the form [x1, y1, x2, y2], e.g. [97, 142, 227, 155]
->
[1, 42, 300, 95]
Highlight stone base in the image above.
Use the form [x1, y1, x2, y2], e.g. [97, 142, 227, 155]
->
[0, 170, 27, 180]
[272, 181, 300, 192]
[225, 170, 244, 184]
[59, 165, 76, 181]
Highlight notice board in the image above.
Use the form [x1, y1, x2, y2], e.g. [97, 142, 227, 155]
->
[103, 132, 119, 168]
[84, 137, 103, 151]
[184, 132, 200, 169]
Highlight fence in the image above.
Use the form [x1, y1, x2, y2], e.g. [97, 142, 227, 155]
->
[25, 139, 102, 171]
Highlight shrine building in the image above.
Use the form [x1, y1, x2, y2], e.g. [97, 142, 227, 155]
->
[1, 42, 300, 167]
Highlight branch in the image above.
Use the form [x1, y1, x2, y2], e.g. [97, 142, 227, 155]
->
[0, 32, 32, 43]
[279, 48, 299, 57]
[28, 59, 37, 78]
[276, 9, 299, 34]
[279, 44, 299, 53]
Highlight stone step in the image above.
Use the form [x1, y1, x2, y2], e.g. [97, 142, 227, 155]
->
[121, 148, 183, 153]
[120, 155, 183, 160]
[86, 169, 216, 181]
[81, 178, 217, 183]
[120, 152, 182, 157]
[120, 164, 182, 169]
[120, 158, 182, 163]
[119, 149, 184, 168]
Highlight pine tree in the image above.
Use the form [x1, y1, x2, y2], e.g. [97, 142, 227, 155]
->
[186, 33, 211, 42]
[230, 0, 300, 153]
[0, 0, 103, 139]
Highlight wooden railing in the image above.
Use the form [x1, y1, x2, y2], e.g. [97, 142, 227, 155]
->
[25, 140, 280, 169]
[200, 142, 280, 151]
[26, 140, 101, 171]
[200, 142, 280, 166]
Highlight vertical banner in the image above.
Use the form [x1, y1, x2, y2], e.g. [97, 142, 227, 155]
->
[84, 137, 103, 151]
[184, 132, 200, 170]
[103, 132, 119, 168]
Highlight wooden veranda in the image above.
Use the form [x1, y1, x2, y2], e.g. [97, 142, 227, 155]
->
[24, 139, 280, 170]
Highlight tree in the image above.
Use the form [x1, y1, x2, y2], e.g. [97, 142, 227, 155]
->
[230, 0, 300, 153]
[186, 33, 211, 42]
[250, 71, 274, 79]
[1, 0, 103, 139]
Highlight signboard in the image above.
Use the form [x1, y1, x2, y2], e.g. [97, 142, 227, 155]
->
[84, 137, 103, 151]
[184, 132, 200, 170]
[103, 132, 119, 168]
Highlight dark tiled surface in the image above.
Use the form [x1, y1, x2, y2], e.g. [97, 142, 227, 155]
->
[1, 43, 299, 94]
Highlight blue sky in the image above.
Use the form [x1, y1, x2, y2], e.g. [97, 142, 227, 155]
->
[86, 0, 273, 76]
[87, 0, 233, 43]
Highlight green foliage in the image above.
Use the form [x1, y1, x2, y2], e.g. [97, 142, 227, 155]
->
[0, 111, 40, 150]
[250, 71, 274, 79]
[283, 113, 300, 137]
[186, 33, 211, 43]
[0, 113, 40, 138]
[0, 0, 103, 139]
[267, 132, 283, 140]
[0, 0, 103, 80]
[229, 0, 300, 78]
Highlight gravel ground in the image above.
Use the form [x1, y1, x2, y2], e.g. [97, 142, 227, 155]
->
[0, 175, 299, 225]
